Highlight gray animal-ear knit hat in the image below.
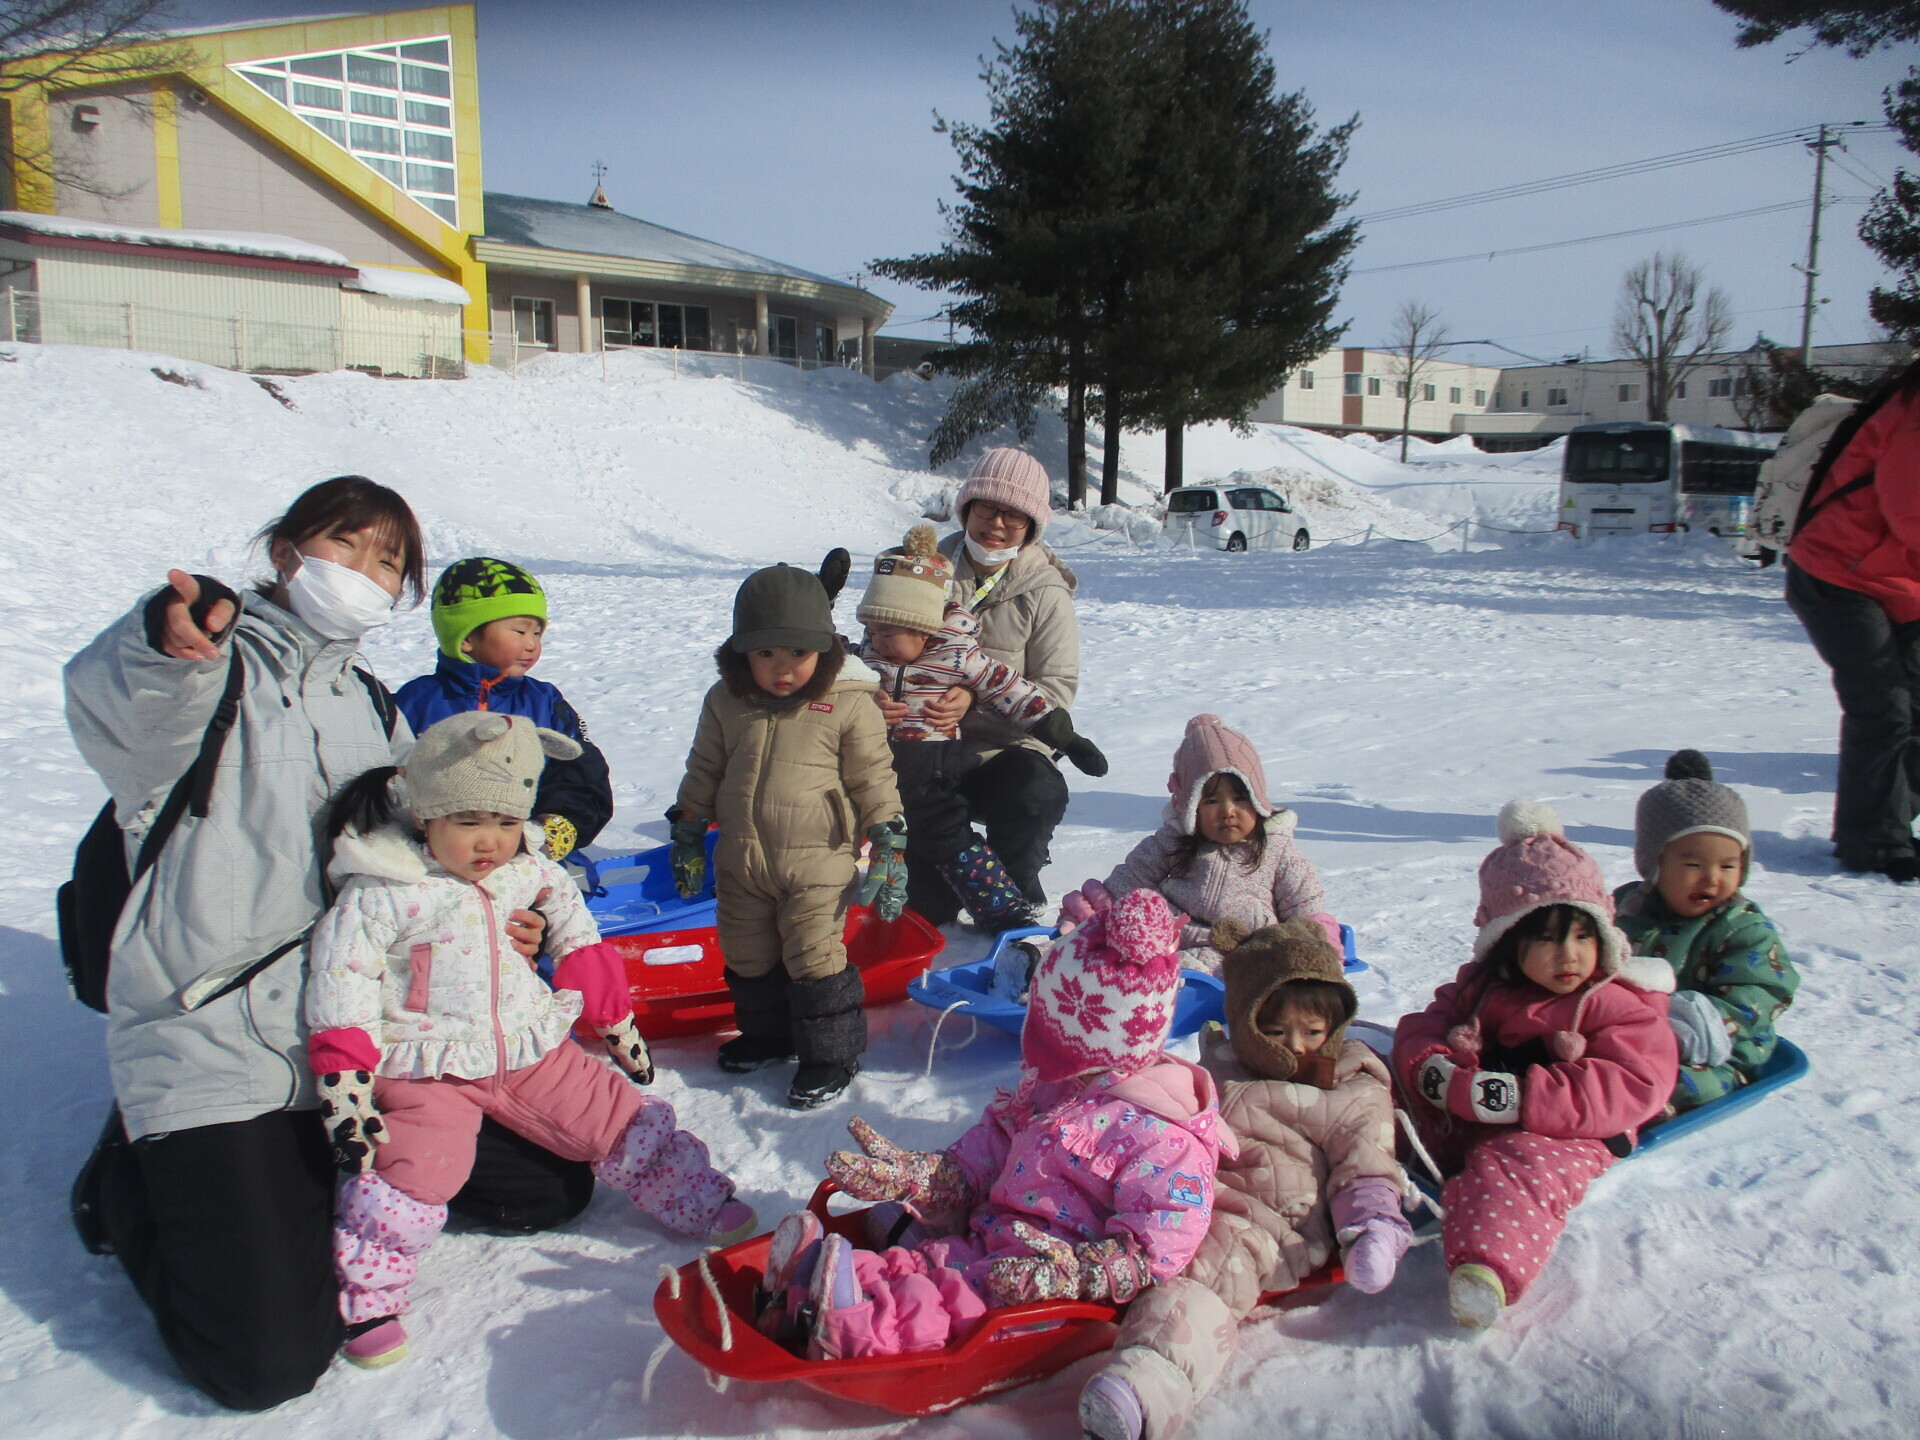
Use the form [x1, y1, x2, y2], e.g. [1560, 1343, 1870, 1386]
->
[1633, 749, 1751, 881]
[406, 712, 582, 821]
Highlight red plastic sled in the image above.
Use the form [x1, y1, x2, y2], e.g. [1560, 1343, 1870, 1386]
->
[655, 1182, 1342, 1416]
[584, 906, 944, 1040]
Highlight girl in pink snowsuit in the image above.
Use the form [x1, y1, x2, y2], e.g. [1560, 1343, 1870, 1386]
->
[305, 713, 755, 1368]
[759, 889, 1232, 1360]
[1393, 798, 1678, 1330]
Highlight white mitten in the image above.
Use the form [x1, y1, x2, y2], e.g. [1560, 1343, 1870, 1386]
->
[1418, 1054, 1521, 1125]
[599, 1015, 654, 1085]
[1668, 989, 1734, 1068]
[318, 1070, 386, 1173]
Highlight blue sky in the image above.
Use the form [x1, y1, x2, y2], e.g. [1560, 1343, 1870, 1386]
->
[174, 0, 1914, 365]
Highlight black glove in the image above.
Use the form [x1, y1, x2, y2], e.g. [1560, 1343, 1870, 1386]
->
[1029, 708, 1108, 777]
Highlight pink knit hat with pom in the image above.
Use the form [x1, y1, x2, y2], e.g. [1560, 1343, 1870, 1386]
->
[955, 447, 1052, 541]
[1022, 888, 1184, 1082]
[1169, 714, 1274, 834]
[1462, 797, 1631, 1063]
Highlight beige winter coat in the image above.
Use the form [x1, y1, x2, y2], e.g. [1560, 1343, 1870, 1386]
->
[675, 643, 901, 893]
[1190, 1032, 1402, 1314]
[939, 534, 1080, 762]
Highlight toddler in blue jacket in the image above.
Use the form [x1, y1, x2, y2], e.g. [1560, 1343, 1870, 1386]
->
[393, 558, 613, 858]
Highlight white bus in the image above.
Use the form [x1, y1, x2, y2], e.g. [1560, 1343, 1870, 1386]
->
[1556, 421, 1778, 540]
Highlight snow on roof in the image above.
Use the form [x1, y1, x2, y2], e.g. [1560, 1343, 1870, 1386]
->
[346, 265, 471, 306]
[480, 192, 847, 288]
[0, 211, 351, 268]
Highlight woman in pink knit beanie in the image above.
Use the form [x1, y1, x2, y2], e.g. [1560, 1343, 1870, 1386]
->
[886, 448, 1084, 929]
[1391, 798, 1678, 1333]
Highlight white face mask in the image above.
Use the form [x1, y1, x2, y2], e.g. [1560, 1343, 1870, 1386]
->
[285, 554, 395, 640]
[964, 535, 1023, 568]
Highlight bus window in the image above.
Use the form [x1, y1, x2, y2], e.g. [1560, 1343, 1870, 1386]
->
[1564, 431, 1670, 483]
[1680, 441, 1765, 496]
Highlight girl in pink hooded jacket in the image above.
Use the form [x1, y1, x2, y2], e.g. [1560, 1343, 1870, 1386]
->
[1393, 798, 1678, 1331]
[1072, 714, 1339, 973]
[756, 889, 1232, 1360]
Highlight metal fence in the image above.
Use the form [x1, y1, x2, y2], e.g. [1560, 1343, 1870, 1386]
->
[1, 290, 466, 378]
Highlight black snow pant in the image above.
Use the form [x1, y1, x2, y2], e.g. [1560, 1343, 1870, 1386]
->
[79, 1105, 593, 1411]
[904, 744, 1069, 925]
[1785, 559, 1920, 864]
[892, 739, 977, 872]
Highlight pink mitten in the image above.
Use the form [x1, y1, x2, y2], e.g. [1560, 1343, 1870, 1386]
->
[552, 940, 631, 1029]
[1056, 879, 1116, 934]
[1305, 911, 1343, 952]
[824, 1117, 974, 1210]
[986, 1222, 1080, 1305]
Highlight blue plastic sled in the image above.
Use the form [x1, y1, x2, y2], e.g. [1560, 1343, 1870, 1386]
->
[906, 923, 1363, 1040]
[1632, 1037, 1809, 1155]
[576, 831, 721, 937]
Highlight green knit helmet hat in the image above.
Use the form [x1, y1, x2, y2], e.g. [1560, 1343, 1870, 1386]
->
[430, 557, 548, 662]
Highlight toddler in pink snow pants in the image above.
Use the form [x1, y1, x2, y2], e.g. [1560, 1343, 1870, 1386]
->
[1393, 799, 1678, 1331]
[306, 714, 754, 1368]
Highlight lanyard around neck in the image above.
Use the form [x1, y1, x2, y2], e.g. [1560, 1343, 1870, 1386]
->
[967, 565, 1008, 609]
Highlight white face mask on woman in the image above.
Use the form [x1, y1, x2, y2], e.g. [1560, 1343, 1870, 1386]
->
[964, 536, 1024, 568]
[285, 554, 395, 640]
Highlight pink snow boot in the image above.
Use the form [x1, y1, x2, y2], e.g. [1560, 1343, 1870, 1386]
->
[343, 1316, 409, 1369]
[590, 1097, 735, 1236]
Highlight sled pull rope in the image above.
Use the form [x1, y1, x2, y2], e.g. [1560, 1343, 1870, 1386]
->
[924, 995, 978, 1077]
[1394, 1107, 1447, 1224]
[697, 1249, 734, 1353]
[640, 1336, 674, 1403]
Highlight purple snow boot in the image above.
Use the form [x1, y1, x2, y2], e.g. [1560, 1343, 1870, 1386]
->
[1331, 1176, 1413, 1295]
[1079, 1370, 1145, 1440]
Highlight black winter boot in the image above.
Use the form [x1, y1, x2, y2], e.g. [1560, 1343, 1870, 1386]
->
[935, 841, 1042, 934]
[720, 970, 797, 1073]
[71, 1106, 129, 1255]
[787, 968, 866, 1110]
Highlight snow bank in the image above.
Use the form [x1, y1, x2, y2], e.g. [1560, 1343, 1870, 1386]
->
[1, 340, 1913, 1440]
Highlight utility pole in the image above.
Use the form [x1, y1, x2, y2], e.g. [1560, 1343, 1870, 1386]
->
[1798, 124, 1838, 366]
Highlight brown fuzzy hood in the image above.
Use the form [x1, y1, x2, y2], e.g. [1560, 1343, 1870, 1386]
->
[715, 636, 847, 711]
[1216, 916, 1357, 1085]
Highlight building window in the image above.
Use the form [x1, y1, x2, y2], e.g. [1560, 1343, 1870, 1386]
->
[1298, 370, 1314, 389]
[1449, 386, 1463, 404]
[1421, 383, 1436, 402]
[1674, 380, 1687, 399]
[1708, 377, 1733, 398]
[1366, 376, 1381, 396]
[511, 296, 553, 347]
[602, 298, 655, 347]
[1547, 387, 1569, 406]
[1475, 389, 1487, 406]
[1618, 383, 1640, 402]
[1343, 373, 1363, 396]
[232, 33, 460, 225]
[768, 314, 798, 359]
[1395, 380, 1408, 399]
[1734, 376, 1750, 396]
[814, 322, 836, 362]
[1520, 389, 1530, 407]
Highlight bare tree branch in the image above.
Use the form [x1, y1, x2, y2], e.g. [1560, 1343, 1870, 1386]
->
[1385, 299, 1448, 462]
[1611, 251, 1732, 421]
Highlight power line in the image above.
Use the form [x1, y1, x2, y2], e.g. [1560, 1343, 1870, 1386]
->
[1354, 123, 1885, 225]
[1352, 197, 1866, 276]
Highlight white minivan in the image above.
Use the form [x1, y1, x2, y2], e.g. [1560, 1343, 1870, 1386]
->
[1162, 483, 1311, 552]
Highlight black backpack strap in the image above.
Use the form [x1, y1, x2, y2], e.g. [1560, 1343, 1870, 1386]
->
[1791, 358, 1920, 540]
[132, 649, 246, 883]
[353, 666, 399, 740]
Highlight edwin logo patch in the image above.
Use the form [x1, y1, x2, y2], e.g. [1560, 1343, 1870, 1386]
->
[809, 702, 834, 713]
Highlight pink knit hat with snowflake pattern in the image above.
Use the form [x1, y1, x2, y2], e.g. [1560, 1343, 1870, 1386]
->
[1022, 888, 1184, 1083]
[1169, 714, 1274, 834]
[955, 447, 1052, 542]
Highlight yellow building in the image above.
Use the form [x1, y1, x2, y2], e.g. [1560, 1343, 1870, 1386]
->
[0, 5, 888, 372]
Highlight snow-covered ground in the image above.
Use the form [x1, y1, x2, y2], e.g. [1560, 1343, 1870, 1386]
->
[2, 343, 1914, 1439]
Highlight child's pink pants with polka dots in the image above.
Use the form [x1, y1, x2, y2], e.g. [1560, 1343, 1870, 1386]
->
[1440, 1131, 1614, 1301]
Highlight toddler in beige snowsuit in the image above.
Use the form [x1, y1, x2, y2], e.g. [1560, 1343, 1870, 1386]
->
[1079, 918, 1413, 1440]
[671, 555, 903, 1110]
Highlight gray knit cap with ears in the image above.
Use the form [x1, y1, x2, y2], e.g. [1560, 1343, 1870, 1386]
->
[405, 712, 582, 822]
[1633, 749, 1751, 881]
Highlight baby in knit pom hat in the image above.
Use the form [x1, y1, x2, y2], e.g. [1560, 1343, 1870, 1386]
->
[1612, 749, 1800, 1113]
[750, 889, 1229, 1365]
[1062, 714, 1339, 973]
[854, 523, 1108, 935]
[1392, 798, 1678, 1333]
[304, 714, 755, 1369]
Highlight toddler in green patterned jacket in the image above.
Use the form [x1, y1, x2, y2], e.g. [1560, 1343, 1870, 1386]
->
[1613, 750, 1799, 1112]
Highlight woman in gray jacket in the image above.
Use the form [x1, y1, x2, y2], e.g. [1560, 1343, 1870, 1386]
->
[64, 477, 580, 1410]
[889, 448, 1082, 925]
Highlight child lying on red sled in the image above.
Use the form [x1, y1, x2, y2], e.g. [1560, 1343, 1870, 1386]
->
[755, 889, 1231, 1360]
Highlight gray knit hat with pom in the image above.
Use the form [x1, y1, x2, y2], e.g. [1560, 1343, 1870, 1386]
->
[1633, 749, 1751, 880]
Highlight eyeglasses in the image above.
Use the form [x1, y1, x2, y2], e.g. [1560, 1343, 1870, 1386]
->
[970, 503, 1031, 532]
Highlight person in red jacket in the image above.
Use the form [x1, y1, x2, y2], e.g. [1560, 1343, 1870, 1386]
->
[1785, 361, 1920, 883]
[1393, 799, 1678, 1331]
